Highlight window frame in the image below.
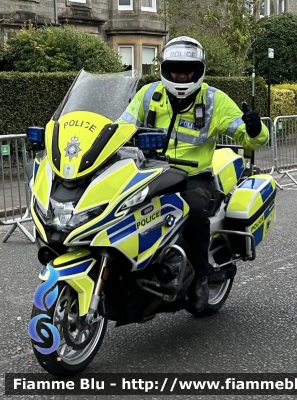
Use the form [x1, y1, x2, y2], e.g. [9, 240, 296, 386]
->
[277, 0, 285, 13]
[118, 0, 133, 11]
[141, 0, 157, 12]
[118, 45, 135, 70]
[142, 45, 157, 74]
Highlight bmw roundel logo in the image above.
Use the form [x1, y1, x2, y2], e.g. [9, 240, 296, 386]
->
[166, 214, 175, 227]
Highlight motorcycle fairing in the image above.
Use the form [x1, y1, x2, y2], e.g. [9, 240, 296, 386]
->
[32, 156, 164, 244]
[39, 248, 96, 316]
[91, 192, 189, 271]
[30, 157, 53, 242]
[45, 111, 137, 180]
[65, 159, 163, 244]
[32, 157, 53, 210]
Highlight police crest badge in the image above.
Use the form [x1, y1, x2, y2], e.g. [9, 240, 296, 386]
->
[64, 136, 82, 161]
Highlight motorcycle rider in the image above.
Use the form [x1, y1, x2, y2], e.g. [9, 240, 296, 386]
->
[116, 36, 269, 313]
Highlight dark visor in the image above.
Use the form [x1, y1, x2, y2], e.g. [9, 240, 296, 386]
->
[162, 61, 204, 74]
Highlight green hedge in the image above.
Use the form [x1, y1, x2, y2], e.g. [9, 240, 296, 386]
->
[271, 85, 297, 120]
[0, 72, 77, 135]
[0, 72, 268, 135]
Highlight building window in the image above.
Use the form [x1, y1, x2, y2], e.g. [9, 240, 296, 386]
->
[69, 0, 87, 3]
[278, 0, 285, 13]
[118, 46, 134, 70]
[118, 0, 133, 10]
[244, 0, 254, 15]
[141, 0, 157, 12]
[142, 46, 157, 75]
[260, 0, 270, 17]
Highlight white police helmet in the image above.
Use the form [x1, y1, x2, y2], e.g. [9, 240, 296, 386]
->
[160, 36, 206, 99]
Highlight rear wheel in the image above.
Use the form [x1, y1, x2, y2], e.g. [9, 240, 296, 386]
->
[193, 275, 234, 317]
[31, 282, 108, 377]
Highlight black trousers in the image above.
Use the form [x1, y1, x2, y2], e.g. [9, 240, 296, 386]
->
[180, 174, 216, 280]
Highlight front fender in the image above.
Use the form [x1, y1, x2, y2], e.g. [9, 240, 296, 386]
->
[39, 248, 96, 316]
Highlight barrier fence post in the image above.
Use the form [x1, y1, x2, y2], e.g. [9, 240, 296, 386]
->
[0, 134, 35, 243]
[273, 115, 297, 189]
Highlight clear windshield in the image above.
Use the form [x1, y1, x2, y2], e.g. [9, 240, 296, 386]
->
[54, 69, 141, 122]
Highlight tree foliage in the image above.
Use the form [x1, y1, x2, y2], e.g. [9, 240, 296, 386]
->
[159, 0, 217, 39]
[197, 35, 244, 76]
[0, 23, 124, 73]
[203, 0, 263, 58]
[252, 13, 297, 84]
[160, 0, 264, 75]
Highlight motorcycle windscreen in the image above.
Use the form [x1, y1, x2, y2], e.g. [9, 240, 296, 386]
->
[44, 69, 141, 179]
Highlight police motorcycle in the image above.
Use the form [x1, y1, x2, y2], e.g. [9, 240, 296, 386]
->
[27, 69, 276, 377]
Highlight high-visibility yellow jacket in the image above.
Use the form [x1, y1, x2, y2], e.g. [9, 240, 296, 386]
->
[117, 81, 269, 176]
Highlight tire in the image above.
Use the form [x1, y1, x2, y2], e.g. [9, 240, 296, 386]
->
[31, 282, 108, 377]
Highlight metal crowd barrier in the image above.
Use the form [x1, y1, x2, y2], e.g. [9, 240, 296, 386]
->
[255, 117, 276, 175]
[273, 115, 297, 188]
[218, 117, 278, 180]
[218, 115, 297, 190]
[0, 134, 35, 243]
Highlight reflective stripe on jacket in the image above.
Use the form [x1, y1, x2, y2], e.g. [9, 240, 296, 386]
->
[116, 81, 269, 176]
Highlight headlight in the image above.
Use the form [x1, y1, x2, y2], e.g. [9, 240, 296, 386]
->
[121, 186, 149, 209]
[35, 199, 75, 231]
[66, 205, 106, 229]
[50, 199, 75, 230]
[35, 198, 106, 231]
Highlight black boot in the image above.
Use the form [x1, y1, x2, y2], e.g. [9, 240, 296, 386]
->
[192, 275, 209, 312]
[187, 275, 209, 313]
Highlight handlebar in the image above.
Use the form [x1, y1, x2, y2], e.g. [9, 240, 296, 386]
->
[154, 154, 198, 168]
[135, 129, 198, 168]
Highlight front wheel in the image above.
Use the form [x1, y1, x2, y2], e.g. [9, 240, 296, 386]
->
[31, 282, 108, 377]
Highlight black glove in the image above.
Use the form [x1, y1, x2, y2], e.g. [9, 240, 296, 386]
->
[242, 102, 262, 138]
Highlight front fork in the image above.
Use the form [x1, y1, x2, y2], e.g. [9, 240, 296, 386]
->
[83, 256, 108, 326]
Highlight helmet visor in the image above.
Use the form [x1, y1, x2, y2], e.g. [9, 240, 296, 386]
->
[161, 61, 205, 83]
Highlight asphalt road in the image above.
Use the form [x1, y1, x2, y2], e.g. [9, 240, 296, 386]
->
[0, 177, 297, 399]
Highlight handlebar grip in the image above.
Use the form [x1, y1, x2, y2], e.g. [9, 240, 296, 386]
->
[168, 157, 198, 168]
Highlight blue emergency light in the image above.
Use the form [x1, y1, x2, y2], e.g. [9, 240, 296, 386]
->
[137, 133, 166, 151]
[26, 126, 45, 144]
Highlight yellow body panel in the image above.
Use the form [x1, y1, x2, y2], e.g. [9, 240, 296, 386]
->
[33, 157, 51, 210]
[227, 189, 255, 213]
[212, 148, 245, 194]
[53, 248, 91, 266]
[31, 200, 47, 242]
[116, 234, 139, 260]
[227, 189, 265, 218]
[96, 123, 137, 168]
[250, 193, 265, 217]
[45, 120, 55, 154]
[67, 276, 94, 316]
[76, 161, 137, 213]
[45, 111, 137, 179]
